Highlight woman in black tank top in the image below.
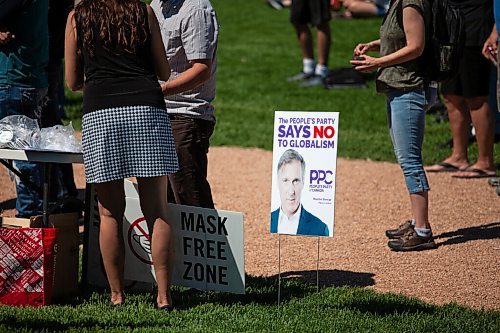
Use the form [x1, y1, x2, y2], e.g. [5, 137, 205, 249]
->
[65, 0, 178, 311]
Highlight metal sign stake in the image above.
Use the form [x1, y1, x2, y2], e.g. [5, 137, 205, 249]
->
[316, 236, 320, 293]
[278, 233, 282, 306]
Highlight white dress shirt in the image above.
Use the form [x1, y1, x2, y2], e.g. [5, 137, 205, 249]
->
[277, 205, 302, 235]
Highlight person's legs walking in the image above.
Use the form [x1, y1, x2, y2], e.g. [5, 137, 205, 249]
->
[95, 179, 126, 306]
[137, 175, 173, 309]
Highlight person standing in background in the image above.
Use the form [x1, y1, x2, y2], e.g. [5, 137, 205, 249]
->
[287, 0, 332, 87]
[65, 0, 178, 309]
[351, 0, 437, 251]
[151, 0, 218, 209]
[0, 0, 48, 218]
[426, 0, 495, 178]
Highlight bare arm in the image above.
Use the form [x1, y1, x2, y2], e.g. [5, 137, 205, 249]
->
[161, 59, 211, 96]
[351, 6, 425, 72]
[64, 10, 84, 91]
[147, 5, 170, 82]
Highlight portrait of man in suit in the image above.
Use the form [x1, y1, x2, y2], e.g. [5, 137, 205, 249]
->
[270, 149, 329, 236]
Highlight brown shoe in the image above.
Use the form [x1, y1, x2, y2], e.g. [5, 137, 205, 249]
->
[385, 220, 414, 239]
[387, 230, 437, 252]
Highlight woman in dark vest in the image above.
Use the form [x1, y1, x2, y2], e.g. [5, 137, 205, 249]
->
[65, 0, 178, 310]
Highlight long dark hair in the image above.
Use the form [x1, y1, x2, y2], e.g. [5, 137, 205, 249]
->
[75, 0, 148, 57]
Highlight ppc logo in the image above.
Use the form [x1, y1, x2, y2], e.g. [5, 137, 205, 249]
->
[310, 170, 333, 184]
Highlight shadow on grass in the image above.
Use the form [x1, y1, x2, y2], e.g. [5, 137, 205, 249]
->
[275, 269, 375, 288]
[64, 269, 374, 311]
[2, 274, 439, 331]
[435, 221, 500, 247]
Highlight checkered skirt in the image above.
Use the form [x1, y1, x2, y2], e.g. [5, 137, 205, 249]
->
[82, 105, 179, 183]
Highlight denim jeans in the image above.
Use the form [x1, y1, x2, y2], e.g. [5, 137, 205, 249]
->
[166, 114, 215, 208]
[386, 88, 430, 194]
[0, 85, 47, 217]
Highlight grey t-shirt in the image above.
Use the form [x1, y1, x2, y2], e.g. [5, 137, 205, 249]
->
[151, 0, 218, 122]
[376, 0, 430, 94]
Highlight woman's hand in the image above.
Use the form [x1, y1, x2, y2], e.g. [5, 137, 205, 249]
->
[350, 54, 381, 72]
[482, 27, 498, 64]
[0, 28, 14, 45]
[353, 40, 380, 56]
[353, 43, 371, 56]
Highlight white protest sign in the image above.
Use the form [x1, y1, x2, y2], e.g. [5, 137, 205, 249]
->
[86, 180, 245, 294]
[270, 111, 339, 237]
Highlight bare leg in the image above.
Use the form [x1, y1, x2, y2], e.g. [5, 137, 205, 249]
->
[294, 24, 314, 60]
[95, 179, 126, 305]
[467, 96, 495, 172]
[137, 176, 173, 308]
[316, 21, 331, 66]
[410, 191, 429, 230]
[344, 1, 379, 17]
[442, 94, 471, 167]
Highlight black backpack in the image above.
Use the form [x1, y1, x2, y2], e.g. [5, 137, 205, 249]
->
[397, 0, 465, 82]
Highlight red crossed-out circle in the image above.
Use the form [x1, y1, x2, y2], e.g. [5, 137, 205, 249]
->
[127, 217, 153, 265]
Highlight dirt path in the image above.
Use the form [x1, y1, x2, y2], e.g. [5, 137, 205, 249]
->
[1, 146, 499, 310]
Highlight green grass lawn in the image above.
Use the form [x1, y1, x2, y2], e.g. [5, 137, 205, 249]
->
[1, 277, 499, 332]
[9, 0, 496, 331]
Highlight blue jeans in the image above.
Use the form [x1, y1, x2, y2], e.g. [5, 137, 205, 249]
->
[0, 85, 47, 217]
[386, 88, 430, 194]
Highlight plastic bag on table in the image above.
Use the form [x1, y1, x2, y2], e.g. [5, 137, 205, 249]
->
[39, 122, 82, 153]
[0, 115, 41, 149]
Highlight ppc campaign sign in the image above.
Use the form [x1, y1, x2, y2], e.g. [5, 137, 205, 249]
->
[270, 111, 339, 237]
[86, 180, 245, 294]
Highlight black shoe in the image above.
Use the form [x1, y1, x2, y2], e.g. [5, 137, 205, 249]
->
[385, 220, 414, 239]
[157, 305, 175, 312]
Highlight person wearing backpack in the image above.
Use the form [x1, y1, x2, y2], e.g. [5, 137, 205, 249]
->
[426, 0, 496, 178]
[350, 0, 437, 251]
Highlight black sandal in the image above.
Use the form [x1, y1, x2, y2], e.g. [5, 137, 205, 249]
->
[157, 305, 174, 312]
